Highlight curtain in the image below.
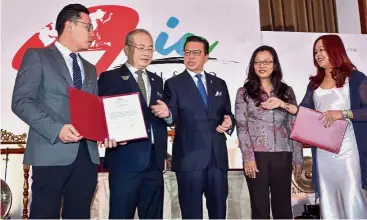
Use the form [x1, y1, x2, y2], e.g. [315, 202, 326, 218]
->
[259, 0, 338, 32]
[359, 0, 367, 34]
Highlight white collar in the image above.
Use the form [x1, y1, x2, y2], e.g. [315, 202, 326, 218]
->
[187, 69, 205, 80]
[55, 41, 77, 58]
[125, 62, 146, 75]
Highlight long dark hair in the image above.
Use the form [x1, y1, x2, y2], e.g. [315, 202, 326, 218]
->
[310, 34, 356, 90]
[243, 45, 291, 106]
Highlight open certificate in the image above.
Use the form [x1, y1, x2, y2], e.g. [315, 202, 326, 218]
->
[102, 95, 147, 141]
[68, 87, 148, 142]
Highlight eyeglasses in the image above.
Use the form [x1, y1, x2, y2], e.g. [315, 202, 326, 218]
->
[127, 44, 155, 53]
[183, 50, 203, 56]
[254, 60, 274, 66]
[73, 20, 93, 32]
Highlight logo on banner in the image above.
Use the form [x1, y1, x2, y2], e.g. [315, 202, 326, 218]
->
[155, 16, 219, 56]
[12, 6, 219, 76]
[12, 6, 139, 75]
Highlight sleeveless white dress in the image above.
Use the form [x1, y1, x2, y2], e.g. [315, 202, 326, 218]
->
[313, 81, 367, 219]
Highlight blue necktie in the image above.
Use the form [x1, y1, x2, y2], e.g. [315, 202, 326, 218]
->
[195, 74, 208, 108]
[70, 53, 82, 90]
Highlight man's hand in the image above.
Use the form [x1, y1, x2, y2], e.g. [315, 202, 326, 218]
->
[151, 100, 170, 118]
[97, 138, 127, 148]
[216, 115, 232, 133]
[59, 124, 83, 143]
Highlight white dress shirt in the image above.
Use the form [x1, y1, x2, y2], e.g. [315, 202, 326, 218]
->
[54, 41, 85, 83]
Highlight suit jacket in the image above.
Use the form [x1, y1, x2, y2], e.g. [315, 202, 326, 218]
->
[98, 64, 168, 173]
[164, 70, 235, 171]
[11, 44, 100, 166]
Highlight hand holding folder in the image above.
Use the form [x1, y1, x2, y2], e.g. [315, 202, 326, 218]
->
[68, 87, 148, 142]
[290, 106, 348, 154]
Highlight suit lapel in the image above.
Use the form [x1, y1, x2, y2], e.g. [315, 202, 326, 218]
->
[147, 72, 157, 105]
[48, 44, 73, 87]
[80, 56, 92, 91]
[205, 72, 216, 115]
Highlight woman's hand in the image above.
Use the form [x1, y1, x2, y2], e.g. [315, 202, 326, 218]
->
[244, 161, 259, 179]
[293, 164, 303, 180]
[319, 110, 343, 127]
[261, 97, 285, 110]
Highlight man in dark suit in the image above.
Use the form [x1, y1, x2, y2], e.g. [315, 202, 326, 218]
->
[11, 4, 105, 219]
[151, 36, 235, 219]
[98, 29, 168, 219]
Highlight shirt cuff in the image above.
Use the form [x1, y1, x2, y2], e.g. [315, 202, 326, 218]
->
[164, 111, 173, 125]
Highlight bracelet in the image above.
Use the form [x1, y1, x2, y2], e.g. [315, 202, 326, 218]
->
[342, 109, 352, 119]
[347, 110, 352, 119]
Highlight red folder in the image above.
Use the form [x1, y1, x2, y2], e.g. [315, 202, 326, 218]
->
[290, 106, 348, 154]
[68, 87, 147, 142]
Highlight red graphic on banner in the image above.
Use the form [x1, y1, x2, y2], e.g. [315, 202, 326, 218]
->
[12, 5, 139, 75]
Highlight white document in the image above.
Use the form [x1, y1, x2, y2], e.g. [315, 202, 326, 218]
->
[102, 93, 147, 142]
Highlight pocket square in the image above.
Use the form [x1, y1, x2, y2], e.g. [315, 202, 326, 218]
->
[215, 91, 222, 96]
[157, 91, 163, 98]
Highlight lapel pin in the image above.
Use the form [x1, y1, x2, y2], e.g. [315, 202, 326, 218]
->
[121, 75, 130, 80]
[151, 78, 155, 81]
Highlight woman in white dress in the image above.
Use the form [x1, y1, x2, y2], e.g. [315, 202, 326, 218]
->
[261, 34, 367, 219]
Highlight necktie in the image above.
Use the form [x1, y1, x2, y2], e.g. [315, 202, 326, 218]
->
[195, 74, 208, 108]
[69, 53, 82, 90]
[136, 70, 147, 102]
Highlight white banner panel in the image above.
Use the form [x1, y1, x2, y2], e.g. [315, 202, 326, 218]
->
[1, 1, 262, 218]
[1, 0, 261, 174]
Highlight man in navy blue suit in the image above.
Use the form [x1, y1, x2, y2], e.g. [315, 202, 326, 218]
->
[98, 29, 168, 219]
[151, 36, 235, 219]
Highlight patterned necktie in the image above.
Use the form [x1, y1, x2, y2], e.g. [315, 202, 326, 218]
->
[69, 53, 82, 90]
[195, 74, 208, 108]
[136, 70, 147, 102]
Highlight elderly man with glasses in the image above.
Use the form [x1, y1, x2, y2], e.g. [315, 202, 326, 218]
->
[98, 28, 169, 219]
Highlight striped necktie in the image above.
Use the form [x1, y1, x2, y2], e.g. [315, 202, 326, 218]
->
[136, 70, 147, 102]
[70, 53, 82, 90]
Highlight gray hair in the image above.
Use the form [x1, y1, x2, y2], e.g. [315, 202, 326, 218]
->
[125, 28, 153, 45]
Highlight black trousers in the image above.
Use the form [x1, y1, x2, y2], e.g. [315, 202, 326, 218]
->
[176, 149, 228, 219]
[29, 140, 98, 219]
[246, 152, 293, 219]
[108, 148, 164, 219]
